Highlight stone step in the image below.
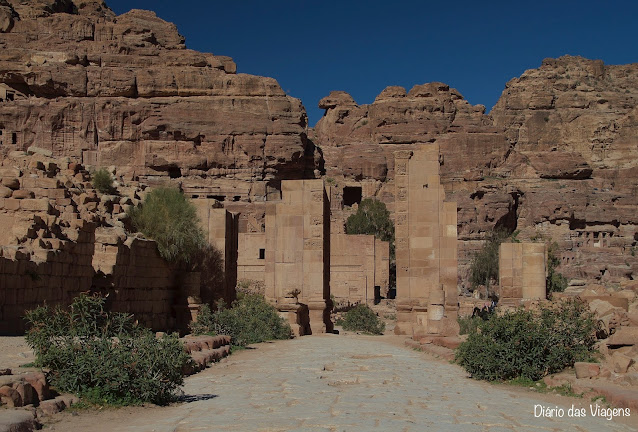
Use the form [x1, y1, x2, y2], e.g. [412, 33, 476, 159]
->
[0, 410, 38, 432]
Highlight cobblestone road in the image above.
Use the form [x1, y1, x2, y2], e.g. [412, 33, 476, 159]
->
[52, 334, 635, 431]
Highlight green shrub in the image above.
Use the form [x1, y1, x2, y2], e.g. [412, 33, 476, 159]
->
[457, 315, 481, 335]
[340, 304, 385, 335]
[128, 187, 206, 265]
[92, 168, 114, 194]
[190, 295, 291, 347]
[25, 294, 189, 405]
[455, 298, 599, 381]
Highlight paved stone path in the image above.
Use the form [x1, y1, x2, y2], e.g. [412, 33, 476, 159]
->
[51, 334, 635, 431]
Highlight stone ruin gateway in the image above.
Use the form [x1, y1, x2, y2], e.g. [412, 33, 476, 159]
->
[0, 0, 637, 349]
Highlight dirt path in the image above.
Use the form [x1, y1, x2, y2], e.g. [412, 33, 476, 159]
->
[43, 333, 636, 431]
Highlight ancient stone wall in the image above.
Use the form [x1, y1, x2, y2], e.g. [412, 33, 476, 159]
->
[0, 152, 207, 335]
[193, 203, 238, 305]
[394, 145, 458, 338]
[330, 234, 389, 304]
[499, 242, 547, 302]
[264, 179, 332, 335]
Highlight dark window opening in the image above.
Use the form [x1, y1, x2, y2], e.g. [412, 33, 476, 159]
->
[343, 186, 362, 207]
[0, 130, 3, 136]
[167, 166, 181, 179]
[6, 93, 14, 102]
[11, 133, 17, 144]
[259, 248, 265, 259]
[191, 194, 199, 199]
[209, 195, 225, 201]
[374, 286, 381, 305]
[233, 195, 241, 202]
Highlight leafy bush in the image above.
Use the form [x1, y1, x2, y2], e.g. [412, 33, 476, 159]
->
[455, 298, 599, 381]
[345, 198, 395, 287]
[25, 294, 189, 405]
[128, 187, 206, 265]
[190, 295, 291, 347]
[457, 315, 481, 335]
[339, 304, 385, 335]
[92, 168, 114, 194]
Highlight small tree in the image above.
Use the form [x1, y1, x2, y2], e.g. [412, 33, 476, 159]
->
[547, 241, 568, 295]
[469, 228, 511, 297]
[346, 198, 395, 287]
[92, 168, 114, 194]
[128, 188, 206, 266]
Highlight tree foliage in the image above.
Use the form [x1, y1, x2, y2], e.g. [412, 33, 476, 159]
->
[469, 228, 512, 295]
[25, 294, 189, 405]
[547, 241, 568, 294]
[128, 187, 206, 265]
[345, 199, 396, 288]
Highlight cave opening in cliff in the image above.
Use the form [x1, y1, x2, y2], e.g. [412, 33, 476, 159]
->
[11, 133, 17, 145]
[167, 166, 181, 178]
[343, 186, 362, 207]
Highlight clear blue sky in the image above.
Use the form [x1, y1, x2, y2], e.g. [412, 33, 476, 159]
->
[107, 0, 637, 126]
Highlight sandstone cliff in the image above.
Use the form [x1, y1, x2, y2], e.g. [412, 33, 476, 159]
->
[314, 56, 638, 289]
[0, 0, 316, 203]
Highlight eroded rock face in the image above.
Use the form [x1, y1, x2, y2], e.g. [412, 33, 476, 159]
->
[315, 56, 638, 287]
[0, 0, 315, 198]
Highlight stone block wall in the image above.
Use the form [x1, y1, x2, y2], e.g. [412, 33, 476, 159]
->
[499, 242, 547, 301]
[237, 232, 266, 283]
[0, 152, 194, 335]
[330, 234, 390, 304]
[394, 145, 458, 338]
[92, 228, 179, 331]
[265, 179, 332, 335]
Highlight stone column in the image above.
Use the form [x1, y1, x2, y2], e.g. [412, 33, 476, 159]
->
[499, 242, 547, 302]
[394, 145, 458, 338]
[265, 180, 332, 335]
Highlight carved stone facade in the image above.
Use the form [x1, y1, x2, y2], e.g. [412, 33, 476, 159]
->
[394, 145, 458, 337]
[264, 180, 332, 335]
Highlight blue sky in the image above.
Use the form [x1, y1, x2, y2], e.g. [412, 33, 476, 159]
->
[107, 1, 638, 126]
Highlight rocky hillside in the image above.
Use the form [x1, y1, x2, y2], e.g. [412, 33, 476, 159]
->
[0, 0, 317, 203]
[314, 56, 638, 289]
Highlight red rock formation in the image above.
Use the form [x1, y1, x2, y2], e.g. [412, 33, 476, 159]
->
[0, 0, 316, 200]
[314, 56, 638, 288]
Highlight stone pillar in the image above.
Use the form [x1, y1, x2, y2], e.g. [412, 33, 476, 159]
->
[499, 242, 547, 301]
[394, 145, 458, 338]
[265, 179, 332, 335]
